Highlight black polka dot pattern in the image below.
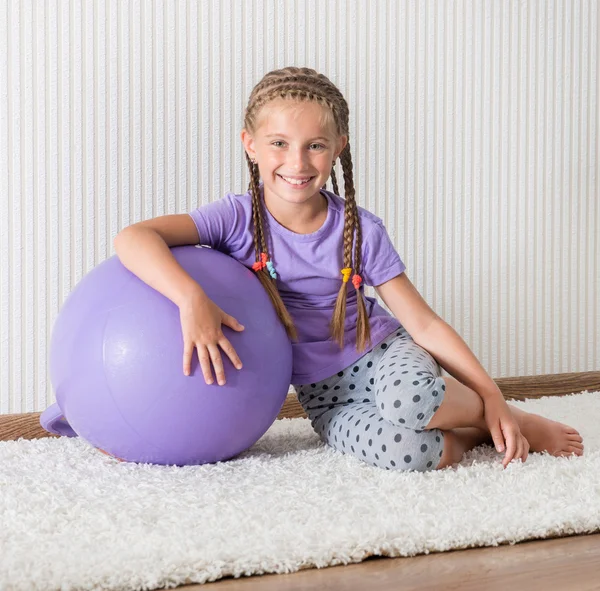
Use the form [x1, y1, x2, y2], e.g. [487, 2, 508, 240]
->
[292, 326, 447, 473]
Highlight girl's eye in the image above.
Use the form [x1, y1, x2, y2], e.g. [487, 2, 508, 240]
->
[271, 141, 326, 150]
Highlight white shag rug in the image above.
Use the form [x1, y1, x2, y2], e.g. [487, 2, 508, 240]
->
[1, 390, 600, 591]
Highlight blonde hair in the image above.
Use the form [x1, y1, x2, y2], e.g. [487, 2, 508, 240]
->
[243, 66, 371, 353]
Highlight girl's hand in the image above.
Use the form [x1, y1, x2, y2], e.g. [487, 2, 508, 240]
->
[178, 290, 245, 385]
[483, 396, 530, 468]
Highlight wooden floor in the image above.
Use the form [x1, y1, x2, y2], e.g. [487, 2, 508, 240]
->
[2, 371, 600, 590]
[190, 533, 600, 591]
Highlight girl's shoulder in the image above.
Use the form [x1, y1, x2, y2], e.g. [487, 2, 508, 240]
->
[222, 189, 253, 209]
[324, 189, 387, 234]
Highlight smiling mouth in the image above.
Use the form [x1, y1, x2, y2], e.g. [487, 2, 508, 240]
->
[277, 174, 315, 186]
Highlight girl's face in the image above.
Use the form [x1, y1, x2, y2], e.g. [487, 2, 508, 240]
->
[241, 99, 347, 209]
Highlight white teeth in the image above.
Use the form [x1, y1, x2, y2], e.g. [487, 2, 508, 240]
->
[280, 175, 312, 185]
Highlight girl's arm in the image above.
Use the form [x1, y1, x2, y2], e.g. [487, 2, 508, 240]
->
[115, 214, 244, 382]
[375, 272, 439, 338]
[113, 214, 207, 308]
[376, 273, 503, 401]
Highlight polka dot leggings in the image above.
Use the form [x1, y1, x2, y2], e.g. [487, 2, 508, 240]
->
[293, 326, 447, 472]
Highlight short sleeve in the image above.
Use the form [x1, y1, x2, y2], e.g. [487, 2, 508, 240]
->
[188, 193, 247, 254]
[361, 219, 406, 287]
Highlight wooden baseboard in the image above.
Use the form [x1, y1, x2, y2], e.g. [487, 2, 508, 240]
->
[1, 371, 598, 443]
[279, 371, 600, 419]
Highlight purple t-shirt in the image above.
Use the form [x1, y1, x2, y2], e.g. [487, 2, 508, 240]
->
[188, 183, 406, 384]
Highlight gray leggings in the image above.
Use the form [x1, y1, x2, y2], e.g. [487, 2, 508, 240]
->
[293, 326, 447, 472]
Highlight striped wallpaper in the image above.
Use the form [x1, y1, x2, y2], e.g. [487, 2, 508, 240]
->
[0, 0, 598, 415]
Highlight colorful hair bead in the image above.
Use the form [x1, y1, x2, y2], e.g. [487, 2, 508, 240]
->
[252, 252, 268, 272]
[252, 252, 277, 279]
[266, 260, 278, 279]
[352, 274, 363, 289]
[341, 267, 352, 283]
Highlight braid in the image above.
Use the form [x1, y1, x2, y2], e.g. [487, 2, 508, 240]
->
[246, 154, 263, 253]
[242, 66, 371, 351]
[246, 153, 269, 258]
[331, 166, 340, 196]
[329, 144, 371, 352]
[246, 152, 297, 341]
[323, 161, 340, 196]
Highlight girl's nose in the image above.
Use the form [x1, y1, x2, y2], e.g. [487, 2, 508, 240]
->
[288, 149, 308, 168]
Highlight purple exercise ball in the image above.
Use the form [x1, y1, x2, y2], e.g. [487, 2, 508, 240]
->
[44, 245, 293, 466]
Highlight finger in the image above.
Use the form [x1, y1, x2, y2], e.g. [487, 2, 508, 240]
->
[196, 345, 215, 385]
[183, 343, 194, 376]
[503, 430, 518, 468]
[490, 424, 506, 454]
[507, 430, 520, 466]
[507, 437, 519, 467]
[207, 343, 226, 385]
[223, 314, 245, 332]
[219, 337, 243, 370]
[515, 436, 524, 463]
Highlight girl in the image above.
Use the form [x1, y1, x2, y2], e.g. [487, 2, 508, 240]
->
[114, 66, 584, 472]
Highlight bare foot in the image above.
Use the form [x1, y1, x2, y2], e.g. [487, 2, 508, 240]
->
[508, 404, 584, 458]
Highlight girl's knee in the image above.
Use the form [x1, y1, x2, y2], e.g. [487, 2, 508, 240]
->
[376, 379, 445, 430]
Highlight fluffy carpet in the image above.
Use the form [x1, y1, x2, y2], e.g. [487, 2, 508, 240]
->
[1, 391, 599, 591]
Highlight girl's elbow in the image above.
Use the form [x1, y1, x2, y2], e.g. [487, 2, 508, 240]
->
[113, 227, 127, 250]
[114, 224, 139, 252]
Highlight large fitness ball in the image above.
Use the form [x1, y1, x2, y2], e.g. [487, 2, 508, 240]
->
[42, 245, 293, 466]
